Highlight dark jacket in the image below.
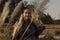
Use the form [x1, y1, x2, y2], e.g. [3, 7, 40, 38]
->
[13, 19, 45, 40]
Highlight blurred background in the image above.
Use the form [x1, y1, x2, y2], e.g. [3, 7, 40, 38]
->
[0, 0, 60, 40]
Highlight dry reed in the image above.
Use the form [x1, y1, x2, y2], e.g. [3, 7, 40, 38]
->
[9, 1, 22, 24]
[0, 0, 11, 27]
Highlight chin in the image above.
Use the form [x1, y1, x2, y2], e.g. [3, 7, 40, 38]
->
[25, 18, 29, 20]
[26, 19, 28, 20]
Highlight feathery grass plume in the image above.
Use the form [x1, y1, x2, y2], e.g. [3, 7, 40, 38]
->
[36, 0, 49, 11]
[9, 1, 22, 24]
[0, 0, 11, 27]
[32, 0, 49, 27]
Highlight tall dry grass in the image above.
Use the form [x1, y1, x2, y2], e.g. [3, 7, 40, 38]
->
[32, 0, 49, 26]
[9, 1, 22, 24]
[0, 0, 11, 27]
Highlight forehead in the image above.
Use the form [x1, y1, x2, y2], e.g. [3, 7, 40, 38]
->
[24, 9, 29, 12]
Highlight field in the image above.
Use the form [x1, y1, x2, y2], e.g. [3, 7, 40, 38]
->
[0, 24, 60, 40]
[39, 24, 60, 40]
[0, 0, 59, 40]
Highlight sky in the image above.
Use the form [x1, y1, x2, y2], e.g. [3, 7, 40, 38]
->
[23, 0, 60, 20]
[45, 0, 60, 20]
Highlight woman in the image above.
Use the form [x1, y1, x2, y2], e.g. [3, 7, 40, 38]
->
[12, 6, 45, 40]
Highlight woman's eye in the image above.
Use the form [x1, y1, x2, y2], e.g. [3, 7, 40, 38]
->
[25, 12, 28, 14]
[26, 12, 27, 13]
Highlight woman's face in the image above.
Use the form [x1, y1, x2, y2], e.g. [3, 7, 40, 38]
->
[22, 9, 30, 20]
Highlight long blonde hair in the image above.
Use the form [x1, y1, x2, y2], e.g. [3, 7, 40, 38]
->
[12, 15, 23, 40]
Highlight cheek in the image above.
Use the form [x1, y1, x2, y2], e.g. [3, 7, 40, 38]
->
[23, 13, 28, 17]
[23, 13, 25, 17]
[23, 13, 27, 18]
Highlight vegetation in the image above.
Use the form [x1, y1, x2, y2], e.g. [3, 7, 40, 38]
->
[0, 0, 60, 40]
